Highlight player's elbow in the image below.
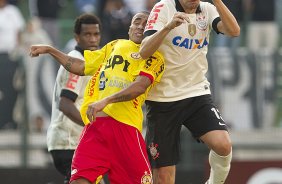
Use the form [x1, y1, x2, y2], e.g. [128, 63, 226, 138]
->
[139, 47, 150, 59]
[136, 86, 147, 96]
[134, 83, 148, 97]
[229, 26, 240, 37]
[59, 103, 68, 115]
[139, 39, 152, 59]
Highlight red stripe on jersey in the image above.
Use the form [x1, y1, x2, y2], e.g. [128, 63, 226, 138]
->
[139, 71, 154, 83]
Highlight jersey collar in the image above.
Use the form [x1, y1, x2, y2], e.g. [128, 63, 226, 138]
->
[75, 45, 84, 56]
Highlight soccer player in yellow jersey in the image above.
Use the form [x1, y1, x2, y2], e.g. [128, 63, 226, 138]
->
[30, 11, 164, 184]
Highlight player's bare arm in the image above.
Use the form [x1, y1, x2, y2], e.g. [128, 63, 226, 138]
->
[212, 0, 240, 37]
[30, 45, 85, 76]
[140, 12, 189, 59]
[59, 97, 84, 126]
[86, 75, 152, 122]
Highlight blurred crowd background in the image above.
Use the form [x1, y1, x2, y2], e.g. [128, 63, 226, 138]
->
[1, 0, 282, 183]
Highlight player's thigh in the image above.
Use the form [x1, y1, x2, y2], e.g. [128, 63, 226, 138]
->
[183, 95, 228, 140]
[70, 122, 110, 183]
[109, 124, 153, 184]
[50, 150, 74, 176]
[145, 100, 184, 167]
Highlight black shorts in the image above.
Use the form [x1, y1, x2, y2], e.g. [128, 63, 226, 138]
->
[145, 94, 228, 168]
[50, 150, 75, 183]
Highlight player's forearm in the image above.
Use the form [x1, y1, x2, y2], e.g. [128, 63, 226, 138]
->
[105, 77, 151, 104]
[62, 107, 84, 127]
[59, 98, 84, 126]
[213, 0, 240, 37]
[106, 84, 146, 103]
[140, 26, 171, 59]
[47, 46, 85, 76]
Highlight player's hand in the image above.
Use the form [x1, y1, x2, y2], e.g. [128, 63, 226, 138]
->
[29, 45, 51, 57]
[86, 99, 108, 122]
[165, 12, 190, 30]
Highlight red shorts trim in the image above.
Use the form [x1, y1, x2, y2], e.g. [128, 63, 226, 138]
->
[70, 117, 152, 184]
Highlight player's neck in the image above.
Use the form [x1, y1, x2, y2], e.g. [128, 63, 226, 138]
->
[184, 8, 197, 14]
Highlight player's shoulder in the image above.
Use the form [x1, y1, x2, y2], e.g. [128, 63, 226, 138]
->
[153, 0, 174, 11]
[68, 49, 84, 59]
[157, 0, 173, 6]
[108, 39, 119, 46]
[107, 39, 129, 47]
[104, 39, 129, 51]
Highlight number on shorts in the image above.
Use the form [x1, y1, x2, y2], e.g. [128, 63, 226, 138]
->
[211, 107, 224, 121]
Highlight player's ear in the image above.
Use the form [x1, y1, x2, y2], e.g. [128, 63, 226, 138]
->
[74, 34, 79, 43]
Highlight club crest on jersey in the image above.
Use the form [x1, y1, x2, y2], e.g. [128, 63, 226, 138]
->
[131, 52, 141, 59]
[141, 171, 152, 184]
[148, 143, 159, 160]
[196, 14, 208, 31]
[188, 24, 197, 37]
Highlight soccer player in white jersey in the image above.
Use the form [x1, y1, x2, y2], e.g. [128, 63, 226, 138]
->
[140, 0, 240, 184]
[47, 14, 104, 184]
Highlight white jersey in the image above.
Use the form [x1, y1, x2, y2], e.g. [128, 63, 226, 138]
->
[47, 49, 91, 151]
[145, 0, 220, 102]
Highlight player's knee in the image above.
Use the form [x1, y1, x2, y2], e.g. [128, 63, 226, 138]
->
[213, 139, 232, 156]
[220, 140, 232, 155]
[155, 166, 175, 184]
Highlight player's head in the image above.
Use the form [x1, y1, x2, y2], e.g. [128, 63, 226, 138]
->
[74, 13, 101, 51]
[128, 11, 150, 44]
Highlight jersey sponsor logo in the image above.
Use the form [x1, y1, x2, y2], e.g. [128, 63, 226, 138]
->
[99, 71, 107, 90]
[172, 36, 208, 49]
[196, 14, 208, 31]
[145, 4, 164, 30]
[108, 77, 130, 89]
[66, 73, 79, 89]
[133, 98, 139, 109]
[131, 52, 141, 59]
[148, 143, 159, 160]
[105, 55, 130, 72]
[87, 65, 102, 96]
[141, 171, 152, 184]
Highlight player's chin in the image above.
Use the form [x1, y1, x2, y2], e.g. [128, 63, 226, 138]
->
[88, 46, 98, 51]
[133, 35, 143, 44]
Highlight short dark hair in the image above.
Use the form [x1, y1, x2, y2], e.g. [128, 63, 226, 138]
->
[74, 13, 101, 34]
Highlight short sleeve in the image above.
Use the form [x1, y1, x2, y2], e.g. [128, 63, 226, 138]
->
[139, 51, 165, 83]
[206, 2, 220, 29]
[145, 2, 168, 32]
[61, 50, 85, 96]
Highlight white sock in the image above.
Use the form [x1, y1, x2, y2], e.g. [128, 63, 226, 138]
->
[208, 149, 232, 184]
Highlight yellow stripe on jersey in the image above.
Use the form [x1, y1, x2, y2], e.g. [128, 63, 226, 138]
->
[80, 39, 164, 132]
